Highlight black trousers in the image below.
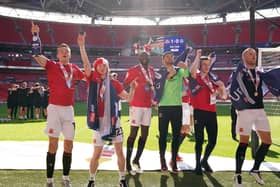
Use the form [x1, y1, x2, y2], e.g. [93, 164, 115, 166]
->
[158, 106, 182, 161]
[194, 109, 218, 166]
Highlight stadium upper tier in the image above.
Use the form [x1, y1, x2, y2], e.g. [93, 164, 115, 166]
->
[0, 16, 280, 47]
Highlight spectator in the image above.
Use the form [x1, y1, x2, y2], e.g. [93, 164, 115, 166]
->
[17, 81, 28, 119]
[7, 83, 18, 119]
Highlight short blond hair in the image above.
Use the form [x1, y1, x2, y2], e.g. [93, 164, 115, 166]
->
[242, 48, 256, 61]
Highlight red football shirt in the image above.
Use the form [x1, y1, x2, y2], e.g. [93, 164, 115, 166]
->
[45, 60, 85, 106]
[124, 64, 155, 107]
[191, 73, 217, 112]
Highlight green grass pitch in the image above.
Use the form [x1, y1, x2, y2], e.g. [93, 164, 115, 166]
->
[0, 102, 279, 186]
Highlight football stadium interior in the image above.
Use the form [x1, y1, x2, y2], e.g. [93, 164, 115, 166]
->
[0, 1, 280, 187]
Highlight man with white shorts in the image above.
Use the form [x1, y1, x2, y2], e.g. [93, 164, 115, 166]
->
[177, 71, 193, 162]
[79, 33, 136, 187]
[230, 48, 272, 186]
[124, 51, 155, 175]
[32, 23, 91, 187]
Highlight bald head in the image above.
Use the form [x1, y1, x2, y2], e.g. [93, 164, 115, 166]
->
[242, 48, 257, 68]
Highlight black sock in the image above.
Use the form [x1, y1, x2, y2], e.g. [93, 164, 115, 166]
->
[235, 143, 248, 174]
[252, 143, 271, 171]
[126, 137, 135, 169]
[178, 133, 186, 146]
[63, 152, 72, 176]
[202, 141, 216, 163]
[46, 152, 56, 178]
[134, 136, 147, 163]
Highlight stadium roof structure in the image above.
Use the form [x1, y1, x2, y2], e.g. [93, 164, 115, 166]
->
[1, 0, 279, 20]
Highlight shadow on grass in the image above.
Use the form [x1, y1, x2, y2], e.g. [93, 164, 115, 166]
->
[173, 171, 208, 187]
[272, 171, 280, 179]
[272, 142, 280, 147]
[205, 172, 223, 187]
[266, 149, 280, 159]
[127, 173, 143, 187]
[0, 119, 45, 124]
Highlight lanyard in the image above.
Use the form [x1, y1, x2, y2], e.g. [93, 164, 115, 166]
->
[140, 64, 153, 85]
[59, 63, 73, 88]
[245, 66, 260, 96]
[201, 74, 215, 93]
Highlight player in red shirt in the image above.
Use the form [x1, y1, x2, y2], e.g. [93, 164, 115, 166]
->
[32, 23, 91, 187]
[191, 49, 226, 175]
[78, 33, 136, 187]
[123, 51, 155, 175]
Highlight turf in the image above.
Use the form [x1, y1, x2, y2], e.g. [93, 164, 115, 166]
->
[0, 102, 280, 162]
[0, 170, 279, 187]
[0, 102, 280, 186]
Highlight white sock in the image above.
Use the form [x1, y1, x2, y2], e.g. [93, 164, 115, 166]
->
[89, 173, 96, 181]
[62, 175, 70, 181]
[47, 178, 54, 183]
[119, 171, 125, 181]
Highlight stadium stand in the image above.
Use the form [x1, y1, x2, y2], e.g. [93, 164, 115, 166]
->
[1, 16, 280, 103]
[1, 17, 280, 47]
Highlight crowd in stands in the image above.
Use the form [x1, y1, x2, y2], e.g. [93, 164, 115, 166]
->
[7, 81, 49, 120]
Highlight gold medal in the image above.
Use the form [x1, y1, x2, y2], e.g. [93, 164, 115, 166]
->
[254, 92, 258, 96]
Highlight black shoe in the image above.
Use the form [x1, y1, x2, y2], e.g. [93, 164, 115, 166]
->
[169, 160, 178, 173]
[201, 160, 213, 173]
[119, 179, 128, 187]
[87, 180, 95, 187]
[233, 174, 242, 187]
[194, 166, 202, 175]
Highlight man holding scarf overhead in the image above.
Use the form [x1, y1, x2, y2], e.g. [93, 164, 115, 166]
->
[78, 32, 136, 187]
[190, 49, 226, 175]
[230, 48, 272, 186]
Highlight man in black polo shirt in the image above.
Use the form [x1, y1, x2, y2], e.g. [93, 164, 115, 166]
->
[230, 48, 272, 186]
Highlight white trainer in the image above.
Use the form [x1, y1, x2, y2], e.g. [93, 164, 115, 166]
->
[61, 179, 72, 187]
[249, 170, 265, 185]
[133, 162, 143, 174]
[233, 174, 243, 187]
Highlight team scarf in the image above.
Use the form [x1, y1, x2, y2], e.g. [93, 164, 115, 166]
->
[229, 62, 259, 110]
[87, 71, 119, 141]
[189, 52, 220, 96]
[260, 67, 280, 96]
[59, 63, 73, 88]
[153, 48, 192, 103]
[230, 62, 280, 110]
